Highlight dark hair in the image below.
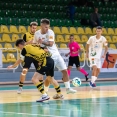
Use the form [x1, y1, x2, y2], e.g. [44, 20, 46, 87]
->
[40, 18, 50, 24]
[15, 39, 25, 46]
[70, 34, 74, 38]
[30, 22, 38, 27]
[96, 26, 102, 30]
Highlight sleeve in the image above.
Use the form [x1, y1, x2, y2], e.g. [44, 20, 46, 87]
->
[48, 30, 55, 42]
[20, 48, 27, 61]
[23, 34, 26, 42]
[87, 37, 92, 44]
[103, 37, 108, 46]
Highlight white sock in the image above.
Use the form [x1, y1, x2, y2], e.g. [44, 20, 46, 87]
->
[64, 81, 70, 89]
[95, 77, 97, 81]
[43, 93, 47, 96]
[44, 85, 49, 92]
[91, 76, 96, 83]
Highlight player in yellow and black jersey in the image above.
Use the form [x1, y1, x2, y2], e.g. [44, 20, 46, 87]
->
[7, 39, 63, 102]
[23, 22, 38, 44]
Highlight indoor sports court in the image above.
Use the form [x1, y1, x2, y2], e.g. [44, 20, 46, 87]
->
[0, 80, 117, 117]
[1, 0, 117, 117]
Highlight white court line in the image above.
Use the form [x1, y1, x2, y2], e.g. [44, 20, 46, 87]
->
[0, 111, 66, 117]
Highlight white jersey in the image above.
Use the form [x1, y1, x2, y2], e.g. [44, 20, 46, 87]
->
[33, 29, 60, 57]
[87, 35, 107, 59]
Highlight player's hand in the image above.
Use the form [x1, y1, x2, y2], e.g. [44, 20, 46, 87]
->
[7, 65, 14, 69]
[102, 55, 105, 58]
[65, 53, 69, 57]
[44, 48, 49, 52]
[38, 38, 42, 44]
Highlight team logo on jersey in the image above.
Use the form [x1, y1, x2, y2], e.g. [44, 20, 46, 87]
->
[49, 36, 53, 40]
[72, 47, 74, 50]
[91, 58, 95, 64]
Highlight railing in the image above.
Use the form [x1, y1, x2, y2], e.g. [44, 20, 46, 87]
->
[0, 48, 19, 72]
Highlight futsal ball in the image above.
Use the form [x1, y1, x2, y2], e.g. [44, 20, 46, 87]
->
[72, 77, 81, 87]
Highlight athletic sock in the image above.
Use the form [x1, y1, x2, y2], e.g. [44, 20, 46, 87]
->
[55, 85, 61, 95]
[95, 76, 97, 81]
[64, 81, 70, 89]
[35, 82, 45, 94]
[19, 81, 24, 88]
[67, 69, 71, 76]
[91, 76, 96, 83]
[79, 68, 88, 76]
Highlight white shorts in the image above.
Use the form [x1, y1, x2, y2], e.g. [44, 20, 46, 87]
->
[52, 54, 67, 71]
[89, 58, 101, 68]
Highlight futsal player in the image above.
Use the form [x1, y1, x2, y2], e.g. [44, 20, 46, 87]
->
[8, 39, 63, 101]
[86, 26, 108, 87]
[23, 22, 38, 44]
[65, 35, 89, 81]
[33, 18, 77, 95]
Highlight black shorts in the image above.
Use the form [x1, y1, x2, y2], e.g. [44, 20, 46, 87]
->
[23, 56, 54, 77]
[68, 56, 80, 67]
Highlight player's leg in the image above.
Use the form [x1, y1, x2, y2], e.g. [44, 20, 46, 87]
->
[45, 57, 63, 99]
[75, 56, 89, 81]
[31, 72, 49, 102]
[94, 59, 101, 83]
[56, 55, 77, 94]
[17, 56, 32, 94]
[89, 58, 98, 87]
[17, 68, 28, 94]
[67, 56, 73, 77]
[44, 78, 50, 92]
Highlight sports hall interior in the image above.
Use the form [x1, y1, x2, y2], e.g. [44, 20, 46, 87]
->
[0, 0, 117, 117]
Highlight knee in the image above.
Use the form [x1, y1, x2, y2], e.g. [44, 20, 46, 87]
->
[21, 68, 28, 76]
[97, 68, 100, 73]
[93, 66, 97, 71]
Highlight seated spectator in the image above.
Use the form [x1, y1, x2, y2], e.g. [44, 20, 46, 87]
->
[90, 8, 102, 28]
[68, 3, 76, 24]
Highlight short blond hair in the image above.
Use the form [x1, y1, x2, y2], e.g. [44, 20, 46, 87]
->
[30, 22, 38, 27]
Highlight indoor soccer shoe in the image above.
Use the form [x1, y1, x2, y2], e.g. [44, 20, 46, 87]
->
[36, 94, 50, 102]
[66, 88, 77, 94]
[17, 87, 23, 94]
[53, 94, 64, 99]
[89, 81, 96, 88]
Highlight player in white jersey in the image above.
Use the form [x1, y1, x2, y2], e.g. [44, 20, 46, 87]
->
[86, 26, 108, 87]
[33, 18, 77, 95]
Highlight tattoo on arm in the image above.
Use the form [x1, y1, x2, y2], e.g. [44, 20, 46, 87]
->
[42, 41, 51, 46]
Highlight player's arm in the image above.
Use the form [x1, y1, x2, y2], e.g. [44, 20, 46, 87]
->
[65, 52, 70, 57]
[103, 39, 108, 58]
[42, 31, 55, 47]
[7, 59, 22, 69]
[86, 38, 91, 58]
[7, 48, 26, 69]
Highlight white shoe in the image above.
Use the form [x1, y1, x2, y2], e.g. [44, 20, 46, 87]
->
[36, 94, 50, 102]
[66, 88, 77, 94]
[17, 87, 23, 94]
[53, 94, 64, 99]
